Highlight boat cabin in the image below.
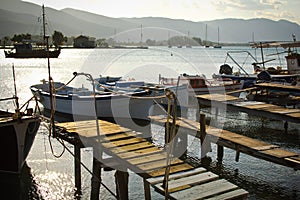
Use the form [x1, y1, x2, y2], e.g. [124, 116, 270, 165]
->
[13, 43, 33, 53]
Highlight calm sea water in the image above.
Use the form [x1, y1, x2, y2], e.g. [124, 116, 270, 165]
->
[0, 46, 299, 199]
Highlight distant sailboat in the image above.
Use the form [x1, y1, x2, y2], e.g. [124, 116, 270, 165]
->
[205, 24, 210, 48]
[214, 27, 222, 48]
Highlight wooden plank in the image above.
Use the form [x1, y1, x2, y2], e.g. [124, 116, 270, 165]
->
[106, 137, 145, 147]
[147, 167, 207, 185]
[137, 158, 183, 171]
[147, 163, 194, 177]
[127, 152, 169, 165]
[116, 147, 163, 159]
[170, 179, 238, 200]
[285, 156, 300, 167]
[102, 141, 156, 154]
[99, 132, 136, 142]
[154, 172, 219, 193]
[252, 145, 279, 151]
[262, 148, 299, 158]
[205, 189, 249, 200]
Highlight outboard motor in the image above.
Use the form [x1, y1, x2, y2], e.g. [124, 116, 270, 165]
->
[257, 70, 271, 82]
[219, 64, 233, 75]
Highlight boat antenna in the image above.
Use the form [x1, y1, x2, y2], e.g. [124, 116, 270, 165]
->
[12, 63, 20, 117]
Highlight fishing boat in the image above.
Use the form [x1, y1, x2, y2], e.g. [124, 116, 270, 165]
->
[4, 5, 60, 59]
[0, 108, 40, 174]
[95, 78, 189, 109]
[0, 67, 40, 174]
[30, 79, 154, 121]
[215, 37, 300, 88]
[159, 73, 242, 96]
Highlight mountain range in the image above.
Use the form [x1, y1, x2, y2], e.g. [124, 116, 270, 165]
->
[1, 0, 300, 43]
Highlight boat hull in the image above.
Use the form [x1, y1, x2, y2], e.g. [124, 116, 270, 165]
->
[31, 85, 154, 121]
[4, 49, 60, 58]
[190, 83, 242, 95]
[0, 115, 40, 174]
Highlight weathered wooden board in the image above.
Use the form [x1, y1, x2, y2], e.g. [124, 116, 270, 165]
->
[137, 158, 183, 171]
[127, 152, 169, 165]
[147, 163, 194, 177]
[155, 171, 219, 193]
[147, 167, 207, 185]
[262, 148, 299, 158]
[116, 147, 163, 159]
[205, 189, 249, 200]
[170, 179, 238, 200]
[255, 83, 300, 93]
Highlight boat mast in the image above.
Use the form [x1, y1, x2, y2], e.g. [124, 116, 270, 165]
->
[42, 4, 46, 41]
[140, 24, 143, 47]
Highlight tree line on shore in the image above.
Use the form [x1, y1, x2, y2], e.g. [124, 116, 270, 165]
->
[0, 30, 248, 48]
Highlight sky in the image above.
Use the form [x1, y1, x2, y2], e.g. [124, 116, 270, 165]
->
[23, 0, 300, 25]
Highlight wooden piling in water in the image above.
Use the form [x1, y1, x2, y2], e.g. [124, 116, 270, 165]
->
[74, 145, 82, 195]
[199, 112, 211, 159]
[115, 170, 129, 200]
[91, 157, 102, 200]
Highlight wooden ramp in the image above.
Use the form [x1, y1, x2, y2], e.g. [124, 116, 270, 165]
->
[149, 115, 300, 171]
[196, 93, 300, 124]
[55, 120, 248, 200]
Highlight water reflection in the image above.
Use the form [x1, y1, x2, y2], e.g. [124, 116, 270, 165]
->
[0, 163, 42, 200]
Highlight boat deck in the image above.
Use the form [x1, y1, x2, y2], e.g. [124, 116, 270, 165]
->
[55, 119, 248, 200]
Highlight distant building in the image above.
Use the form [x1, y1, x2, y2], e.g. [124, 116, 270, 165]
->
[73, 35, 96, 48]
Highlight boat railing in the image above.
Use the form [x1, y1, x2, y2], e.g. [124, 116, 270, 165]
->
[224, 50, 261, 75]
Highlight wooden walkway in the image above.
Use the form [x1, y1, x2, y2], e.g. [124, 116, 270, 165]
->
[196, 93, 300, 124]
[55, 119, 248, 200]
[149, 115, 300, 171]
[254, 83, 300, 93]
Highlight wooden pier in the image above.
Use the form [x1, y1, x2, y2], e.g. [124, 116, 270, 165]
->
[149, 115, 300, 171]
[55, 119, 248, 200]
[196, 93, 300, 125]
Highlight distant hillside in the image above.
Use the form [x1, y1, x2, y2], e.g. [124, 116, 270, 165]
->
[1, 0, 300, 43]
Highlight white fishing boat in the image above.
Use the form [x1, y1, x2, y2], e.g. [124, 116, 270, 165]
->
[95, 78, 189, 109]
[159, 73, 242, 96]
[31, 80, 154, 121]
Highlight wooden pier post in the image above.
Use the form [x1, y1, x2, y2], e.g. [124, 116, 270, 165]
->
[143, 178, 151, 200]
[115, 170, 129, 200]
[284, 121, 288, 133]
[199, 112, 211, 158]
[74, 145, 82, 195]
[217, 145, 224, 161]
[91, 157, 102, 200]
